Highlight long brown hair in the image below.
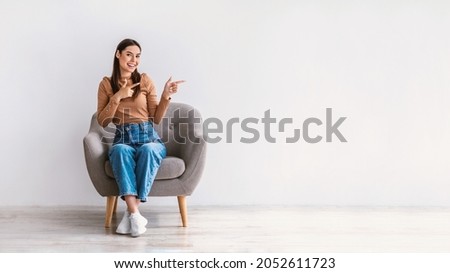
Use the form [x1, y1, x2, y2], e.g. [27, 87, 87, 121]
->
[110, 38, 142, 98]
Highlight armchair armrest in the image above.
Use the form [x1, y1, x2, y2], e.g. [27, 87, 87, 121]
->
[171, 106, 207, 195]
[83, 118, 117, 196]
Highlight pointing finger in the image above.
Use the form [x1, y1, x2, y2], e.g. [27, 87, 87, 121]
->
[172, 80, 186, 85]
[131, 82, 140, 88]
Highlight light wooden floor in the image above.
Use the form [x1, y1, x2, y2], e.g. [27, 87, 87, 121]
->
[1, 205, 450, 253]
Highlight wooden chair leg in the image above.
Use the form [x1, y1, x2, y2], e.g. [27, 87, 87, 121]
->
[177, 196, 188, 227]
[113, 195, 118, 215]
[105, 196, 117, 228]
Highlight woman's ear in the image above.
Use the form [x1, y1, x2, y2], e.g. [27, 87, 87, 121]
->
[115, 50, 120, 59]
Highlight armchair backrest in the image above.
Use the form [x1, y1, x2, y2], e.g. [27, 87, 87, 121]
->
[153, 102, 203, 156]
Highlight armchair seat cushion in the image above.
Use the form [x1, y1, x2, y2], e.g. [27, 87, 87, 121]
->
[105, 156, 186, 180]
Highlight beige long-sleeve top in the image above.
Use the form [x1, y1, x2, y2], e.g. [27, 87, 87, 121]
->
[96, 73, 170, 127]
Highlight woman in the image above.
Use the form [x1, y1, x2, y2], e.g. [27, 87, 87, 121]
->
[97, 38, 184, 237]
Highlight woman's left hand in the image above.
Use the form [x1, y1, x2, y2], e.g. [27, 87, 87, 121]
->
[163, 77, 185, 100]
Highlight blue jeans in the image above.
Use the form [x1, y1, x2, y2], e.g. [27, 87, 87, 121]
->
[108, 122, 166, 202]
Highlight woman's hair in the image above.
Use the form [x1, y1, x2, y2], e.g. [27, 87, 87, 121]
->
[110, 38, 142, 98]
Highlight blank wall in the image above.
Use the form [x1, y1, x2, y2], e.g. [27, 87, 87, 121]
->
[1, 0, 449, 207]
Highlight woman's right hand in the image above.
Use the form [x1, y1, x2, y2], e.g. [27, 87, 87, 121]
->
[115, 79, 140, 100]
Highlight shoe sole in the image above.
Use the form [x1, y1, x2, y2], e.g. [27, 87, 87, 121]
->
[131, 227, 147, 237]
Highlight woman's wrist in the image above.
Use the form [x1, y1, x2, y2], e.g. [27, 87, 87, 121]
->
[112, 93, 122, 103]
[162, 91, 171, 101]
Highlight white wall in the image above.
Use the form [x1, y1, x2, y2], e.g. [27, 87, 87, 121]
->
[1, 0, 450, 207]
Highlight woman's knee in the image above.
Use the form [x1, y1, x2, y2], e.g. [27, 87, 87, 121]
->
[138, 142, 166, 157]
[109, 144, 135, 157]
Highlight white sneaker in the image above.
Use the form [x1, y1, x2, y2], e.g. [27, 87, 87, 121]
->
[130, 212, 148, 237]
[116, 211, 131, 234]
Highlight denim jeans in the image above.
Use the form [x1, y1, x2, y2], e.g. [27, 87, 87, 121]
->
[108, 121, 166, 202]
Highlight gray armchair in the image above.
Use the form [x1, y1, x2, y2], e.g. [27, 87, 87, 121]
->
[83, 102, 206, 228]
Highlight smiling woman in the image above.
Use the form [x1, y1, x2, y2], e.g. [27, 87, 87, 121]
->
[110, 39, 142, 100]
[95, 38, 185, 237]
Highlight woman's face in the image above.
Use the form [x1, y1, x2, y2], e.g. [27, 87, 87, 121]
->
[116, 45, 141, 76]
